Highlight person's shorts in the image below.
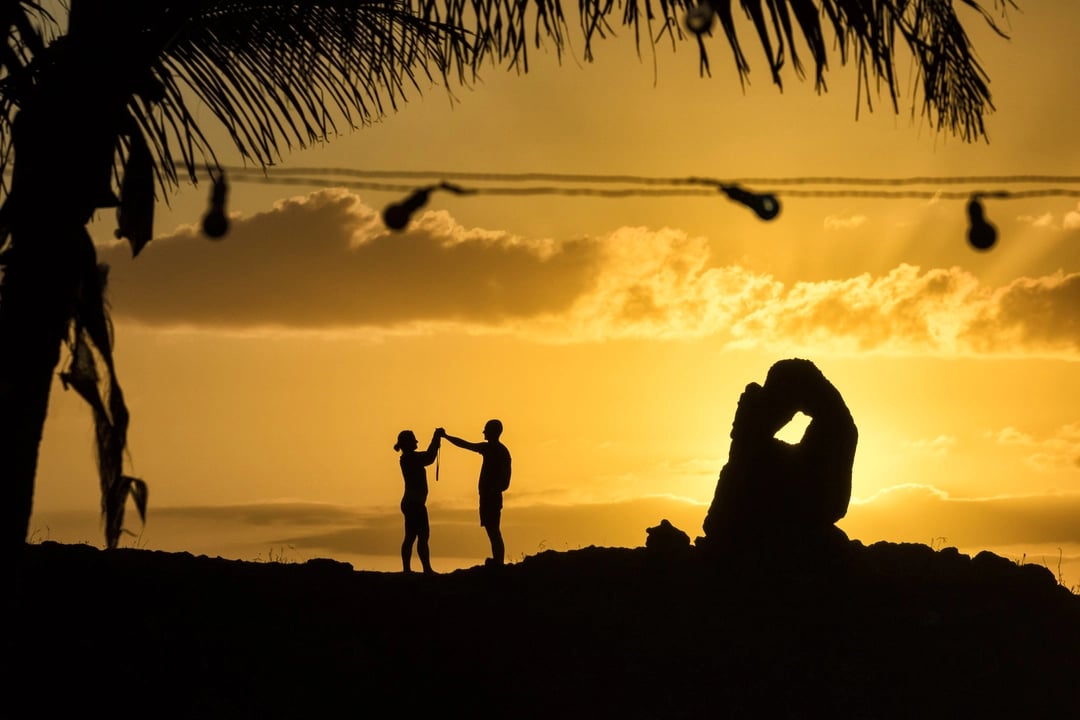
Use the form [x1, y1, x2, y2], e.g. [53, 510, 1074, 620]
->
[401, 500, 429, 536]
[479, 493, 502, 528]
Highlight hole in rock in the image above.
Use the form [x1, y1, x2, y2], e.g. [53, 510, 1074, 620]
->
[774, 411, 811, 444]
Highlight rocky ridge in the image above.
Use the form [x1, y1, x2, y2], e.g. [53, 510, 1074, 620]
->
[10, 538, 1080, 718]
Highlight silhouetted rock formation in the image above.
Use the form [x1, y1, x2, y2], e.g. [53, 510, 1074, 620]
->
[701, 358, 857, 553]
[645, 518, 690, 557]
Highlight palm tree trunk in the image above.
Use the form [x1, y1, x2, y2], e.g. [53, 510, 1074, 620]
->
[0, 92, 102, 558]
[0, 1, 131, 557]
[0, 221, 91, 559]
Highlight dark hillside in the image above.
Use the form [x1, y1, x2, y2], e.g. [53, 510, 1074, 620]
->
[10, 539, 1080, 718]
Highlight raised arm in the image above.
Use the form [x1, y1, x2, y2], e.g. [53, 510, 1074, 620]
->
[417, 428, 442, 465]
[442, 431, 484, 453]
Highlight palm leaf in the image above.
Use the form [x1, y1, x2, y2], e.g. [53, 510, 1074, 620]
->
[0, 0, 57, 201]
[145, 0, 1016, 193]
[0, 0, 1014, 211]
[139, 1, 477, 188]
[58, 260, 140, 549]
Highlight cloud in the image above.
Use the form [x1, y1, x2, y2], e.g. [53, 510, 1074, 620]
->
[33, 489, 1080, 569]
[730, 265, 1080, 359]
[961, 272, 1080, 356]
[155, 501, 362, 526]
[990, 424, 1080, 472]
[99, 189, 595, 331]
[903, 435, 957, 457]
[843, 483, 1080, 546]
[144, 488, 1080, 553]
[1061, 202, 1080, 230]
[1018, 212, 1056, 230]
[823, 214, 868, 230]
[527, 226, 782, 342]
[1017, 203, 1080, 231]
[100, 191, 1080, 359]
[130, 497, 711, 561]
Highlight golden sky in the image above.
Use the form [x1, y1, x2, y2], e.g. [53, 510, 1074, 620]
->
[29, 4, 1080, 577]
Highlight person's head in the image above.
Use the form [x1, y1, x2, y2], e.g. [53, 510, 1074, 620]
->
[483, 419, 503, 440]
[394, 430, 418, 453]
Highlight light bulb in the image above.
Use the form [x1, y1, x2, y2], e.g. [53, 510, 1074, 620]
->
[202, 174, 229, 239]
[721, 185, 781, 221]
[382, 188, 432, 231]
[685, 4, 714, 35]
[966, 196, 997, 251]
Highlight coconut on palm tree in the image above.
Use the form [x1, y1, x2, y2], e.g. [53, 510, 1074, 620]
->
[0, 0, 1013, 554]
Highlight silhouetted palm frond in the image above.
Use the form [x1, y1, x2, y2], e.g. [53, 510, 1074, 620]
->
[141, 1, 478, 190]
[155, 0, 1013, 180]
[0, 1, 55, 207]
[406, 0, 1014, 140]
[0, 0, 1014, 206]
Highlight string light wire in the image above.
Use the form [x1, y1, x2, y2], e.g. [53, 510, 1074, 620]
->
[202, 166, 1080, 250]
[215, 165, 1080, 201]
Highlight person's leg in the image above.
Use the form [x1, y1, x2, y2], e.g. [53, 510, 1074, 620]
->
[485, 523, 504, 565]
[479, 498, 505, 566]
[401, 501, 415, 572]
[417, 506, 434, 574]
[418, 531, 433, 574]
[401, 531, 415, 572]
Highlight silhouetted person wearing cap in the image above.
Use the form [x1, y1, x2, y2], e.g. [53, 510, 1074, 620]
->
[393, 428, 443, 574]
[443, 420, 512, 567]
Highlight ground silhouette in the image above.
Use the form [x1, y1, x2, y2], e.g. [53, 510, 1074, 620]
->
[10, 538, 1080, 718]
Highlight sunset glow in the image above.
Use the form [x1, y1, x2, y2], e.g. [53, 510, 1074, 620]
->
[27, 4, 1080, 584]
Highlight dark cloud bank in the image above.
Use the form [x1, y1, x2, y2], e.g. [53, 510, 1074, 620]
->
[149, 489, 1080, 562]
[97, 190, 1080, 358]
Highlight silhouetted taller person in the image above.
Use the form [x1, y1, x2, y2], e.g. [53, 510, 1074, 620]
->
[394, 428, 443, 574]
[443, 420, 512, 566]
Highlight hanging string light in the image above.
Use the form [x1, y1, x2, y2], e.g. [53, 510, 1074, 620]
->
[212, 166, 1080, 249]
[381, 181, 472, 230]
[381, 186, 433, 230]
[719, 184, 780, 220]
[684, 2, 715, 34]
[201, 168, 230, 239]
[965, 194, 999, 251]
